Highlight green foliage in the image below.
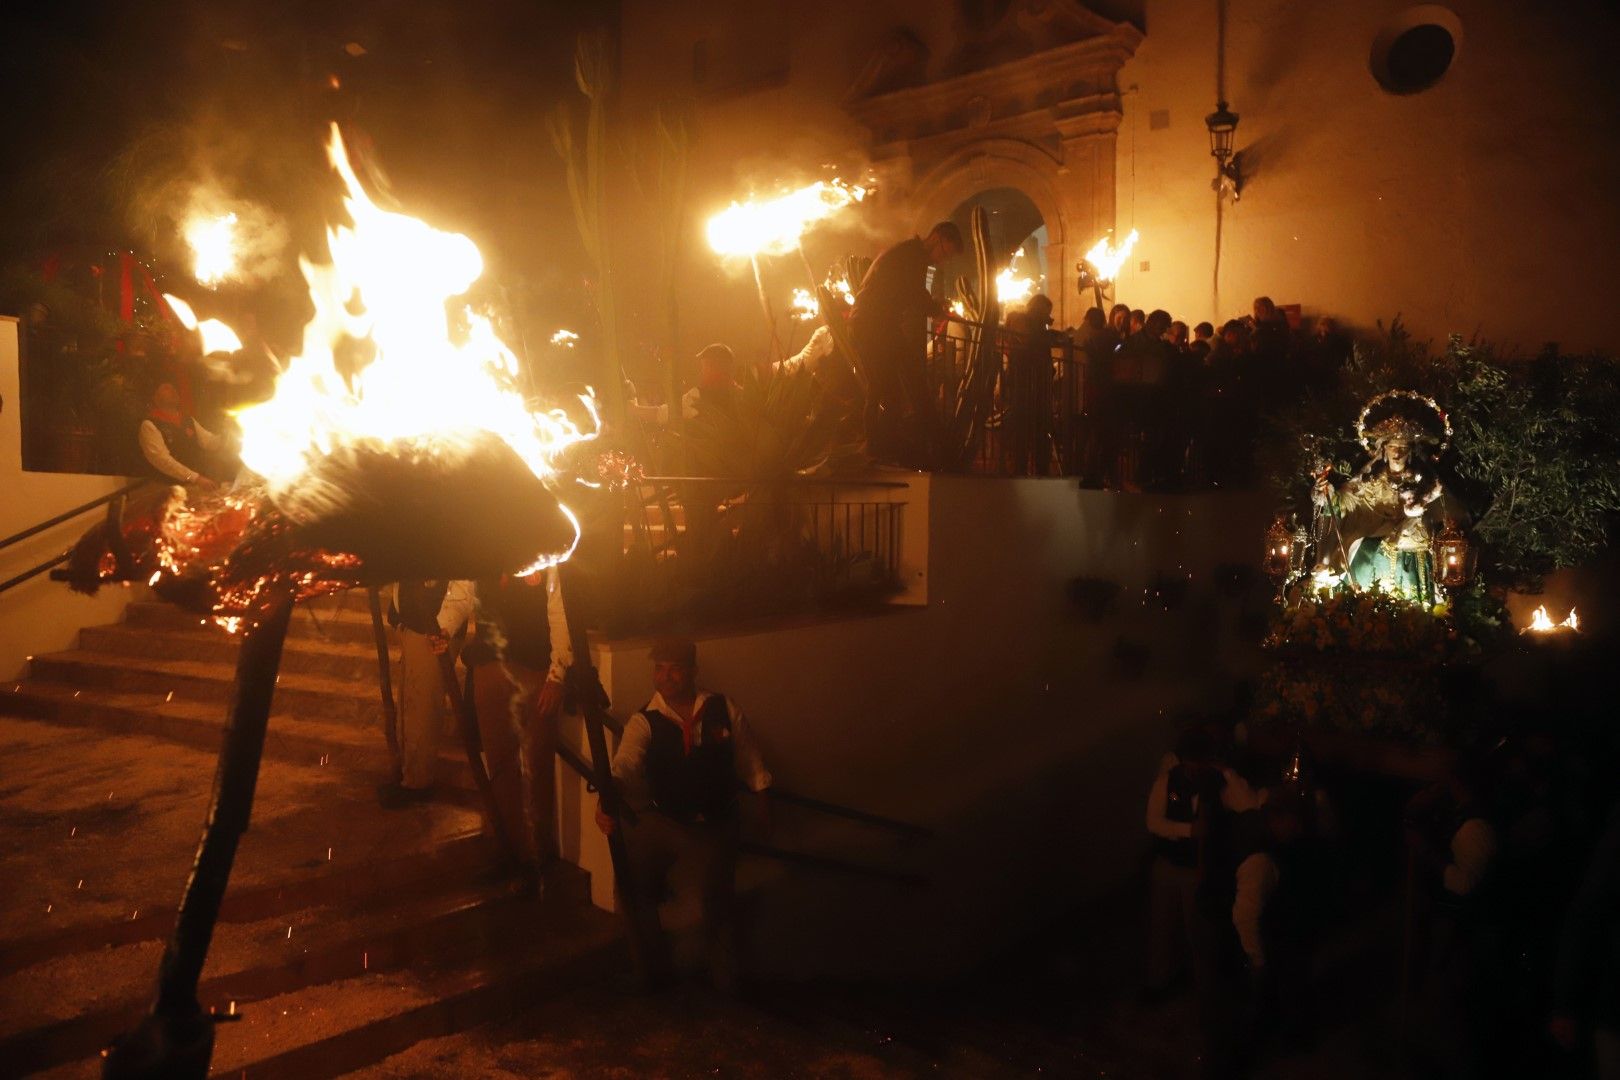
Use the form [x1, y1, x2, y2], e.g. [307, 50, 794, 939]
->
[680, 364, 849, 481]
[1264, 320, 1620, 592]
[549, 31, 625, 425]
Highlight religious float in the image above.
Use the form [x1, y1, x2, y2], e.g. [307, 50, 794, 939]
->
[1253, 359, 1614, 775]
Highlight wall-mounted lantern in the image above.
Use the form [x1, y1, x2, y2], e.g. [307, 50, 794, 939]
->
[1205, 99, 1243, 200]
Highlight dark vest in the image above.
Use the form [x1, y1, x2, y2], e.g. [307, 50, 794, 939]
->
[643, 695, 737, 823]
[147, 415, 206, 478]
[1154, 763, 1205, 867]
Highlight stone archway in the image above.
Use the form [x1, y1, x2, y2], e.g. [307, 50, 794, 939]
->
[846, 2, 1142, 326]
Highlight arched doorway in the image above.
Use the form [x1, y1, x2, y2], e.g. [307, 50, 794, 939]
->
[945, 186, 1048, 309]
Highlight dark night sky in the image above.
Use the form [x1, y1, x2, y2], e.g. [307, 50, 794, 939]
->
[2, 0, 616, 335]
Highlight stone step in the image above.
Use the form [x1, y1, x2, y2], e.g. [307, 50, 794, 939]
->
[0, 682, 480, 800]
[79, 624, 385, 683]
[124, 597, 389, 648]
[26, 649, 380, 722]
[0, 866, 591, 1076]
[0, 716, 487, 953]
[34, 896, 620, 1080]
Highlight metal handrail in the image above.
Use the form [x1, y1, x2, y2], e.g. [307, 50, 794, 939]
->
[0, 478, 154, 554]
[0, 478, 161, 598]
[575, 705, 930, 842]
[552, 746, 926, 887]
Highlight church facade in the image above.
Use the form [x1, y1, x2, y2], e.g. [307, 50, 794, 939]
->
[618, 0, 1620, 356]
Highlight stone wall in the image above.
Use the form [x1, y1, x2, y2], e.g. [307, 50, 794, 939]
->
[559, 477, 1275, 977]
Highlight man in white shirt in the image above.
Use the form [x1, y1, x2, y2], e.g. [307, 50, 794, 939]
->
[596, 637, 771, 990]
[138, 383, 223, 488]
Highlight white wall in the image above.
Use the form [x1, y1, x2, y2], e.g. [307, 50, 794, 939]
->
[1113, 0, 1620, 352]
[0, 317, 138, 680]
[559, 477, 1274, 976]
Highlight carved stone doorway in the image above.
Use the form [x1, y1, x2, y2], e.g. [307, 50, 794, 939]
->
[846, 1, 1142, 327]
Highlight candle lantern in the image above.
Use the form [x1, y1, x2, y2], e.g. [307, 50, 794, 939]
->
[1264, 516, 1294, 582]
[1436, 519, 1470, 588]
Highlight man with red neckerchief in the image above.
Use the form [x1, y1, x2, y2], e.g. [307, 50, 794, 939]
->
[595, 637, 772, 992]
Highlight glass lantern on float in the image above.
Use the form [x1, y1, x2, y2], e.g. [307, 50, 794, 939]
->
[1264, 515, 1295, 584]
[1435, 519, 1470, 589]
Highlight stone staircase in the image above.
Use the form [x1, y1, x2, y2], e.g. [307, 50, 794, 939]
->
[0, 593, 624, 1078]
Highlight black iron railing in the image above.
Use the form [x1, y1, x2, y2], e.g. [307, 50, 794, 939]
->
[597, 476, 908, 634]
[926, 317, 1088, 479]
[0, 478, 156, 596]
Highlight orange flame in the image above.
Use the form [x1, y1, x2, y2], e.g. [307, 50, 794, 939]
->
[184, 125, 594, 574]
[1082, 228, 1140, 281]
[706, 180, 870, 258]
[163, 294, 243, 355]
[1525, 604, 1580, 633]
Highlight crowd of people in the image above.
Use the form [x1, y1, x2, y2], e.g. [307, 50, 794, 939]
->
[1145, 702, 1620, 1079]
[1044, 294, 1351, 490]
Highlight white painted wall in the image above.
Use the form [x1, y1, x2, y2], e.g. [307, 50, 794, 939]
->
[0, 317, 139, 681]
[558, 477, 1274, 976]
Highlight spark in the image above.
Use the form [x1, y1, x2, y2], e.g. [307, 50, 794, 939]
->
[165, 692, 174, 702]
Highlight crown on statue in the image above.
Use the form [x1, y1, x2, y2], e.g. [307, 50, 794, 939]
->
[1356, 389, 1452, 454]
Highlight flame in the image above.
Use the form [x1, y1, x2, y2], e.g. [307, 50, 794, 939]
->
[199, 125, 595, 567]
[949, 300, 967, 318]
[550, 329, 579, 348]
[826, 275, 854, 306]
[996, 264, 1037, 306]
[706, 179, 870, 258]
[1082, 228, 1140, 281]
[163, 294, 243, 355]
[186, 212, 239, 286]
[1525, 604, 1581, 633]
[789, 288, 819, 321]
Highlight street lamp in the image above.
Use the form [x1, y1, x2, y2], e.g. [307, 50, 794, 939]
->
[1205, 99, 1243, 200]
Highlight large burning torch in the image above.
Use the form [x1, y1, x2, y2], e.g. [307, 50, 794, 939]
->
[88, 125, 614, 1080]
[1075, 228, 1139, 310]
[705, 178, 870, 359]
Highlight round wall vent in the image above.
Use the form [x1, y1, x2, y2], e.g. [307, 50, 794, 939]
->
[1370, 6, 1462, 94]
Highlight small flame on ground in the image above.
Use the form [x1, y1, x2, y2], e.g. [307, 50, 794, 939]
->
[186, 212, 239, 286]
[706, 179, 870, 258]
[1525, 604, 1580, 633]
[1083, 228, 1140, 281]
[550, 329, 579, 348]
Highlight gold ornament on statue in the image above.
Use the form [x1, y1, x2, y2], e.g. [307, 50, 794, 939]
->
[1436, 519, 1470, 588]
[1264, 516, 1294, 582]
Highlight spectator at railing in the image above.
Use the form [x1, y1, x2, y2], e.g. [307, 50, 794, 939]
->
[851, 221, 963, 462]
[627, 343, 741, 426]
[1003, 294, 1057, 476]
[1190, 321, 1215, 362]
[1108, 302, 1132, 338]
